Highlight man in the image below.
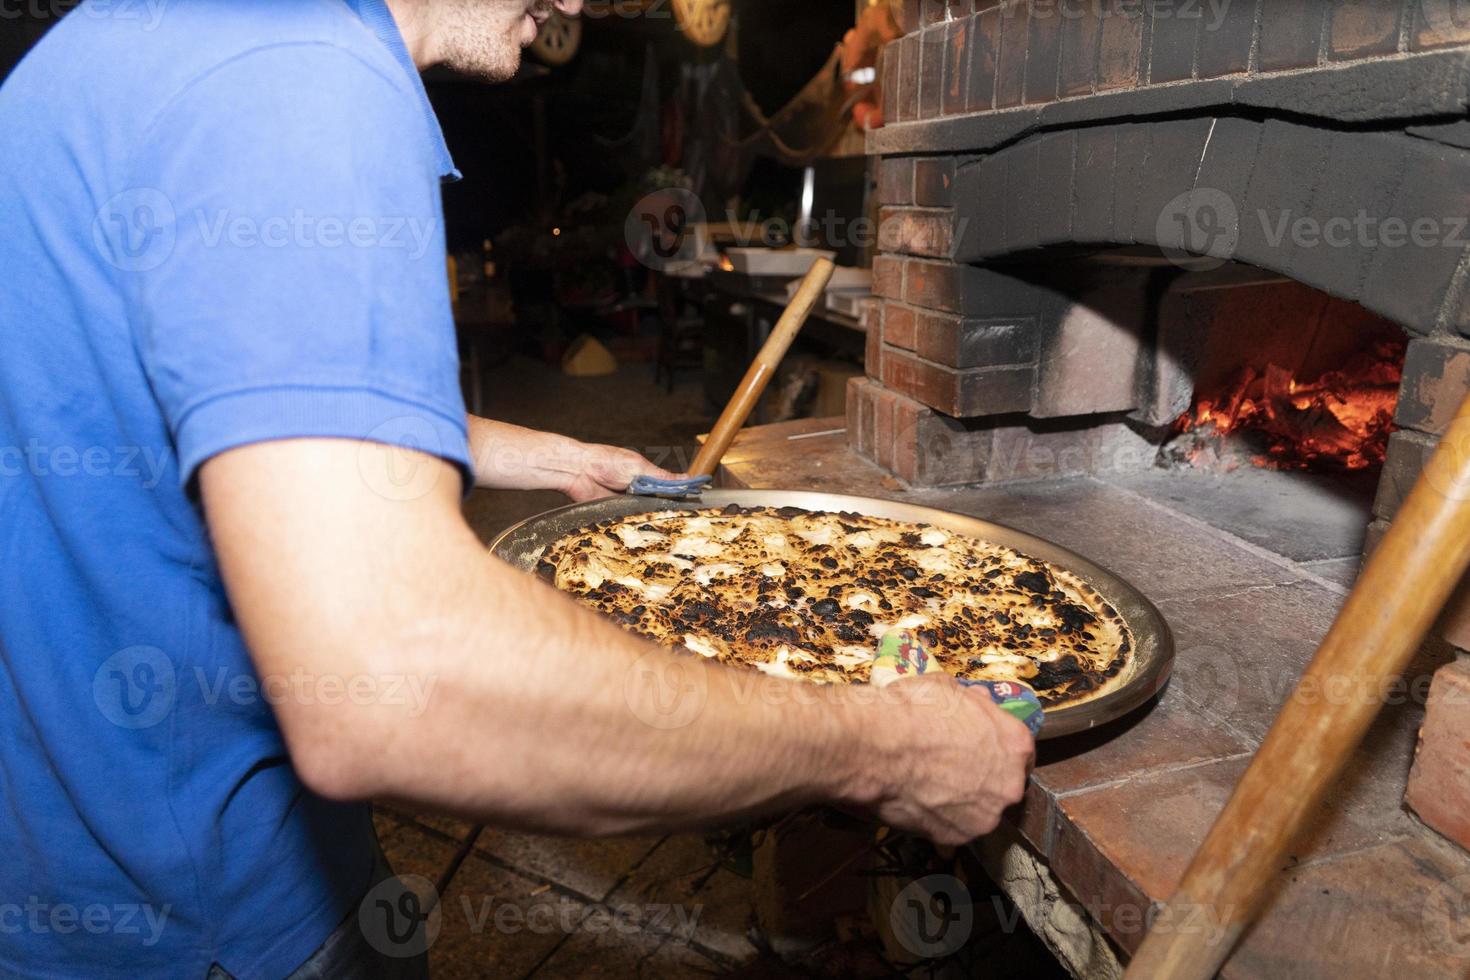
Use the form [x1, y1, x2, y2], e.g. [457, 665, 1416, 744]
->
[0, 1, 1034, 976]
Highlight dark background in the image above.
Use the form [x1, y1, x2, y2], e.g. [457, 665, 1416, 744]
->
[3, 1, 858, 249]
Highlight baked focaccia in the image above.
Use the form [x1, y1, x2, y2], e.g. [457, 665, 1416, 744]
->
[537, 504, 1131, 707]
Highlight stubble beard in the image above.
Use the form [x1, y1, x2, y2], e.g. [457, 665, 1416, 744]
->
[433, 0, 552, 82]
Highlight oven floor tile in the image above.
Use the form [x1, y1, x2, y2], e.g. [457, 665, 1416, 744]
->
[1106, 467, 1379, 564]
[1222, 835, 1470, 980]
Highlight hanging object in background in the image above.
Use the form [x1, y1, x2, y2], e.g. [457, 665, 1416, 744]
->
[842, 0, 899, 130]
[676, 58, 746, 200]
[594, 43, 662, 173]
[731, 45, 859, 167]
[673, 0, 732, 48]
[528, 10, 583, 67]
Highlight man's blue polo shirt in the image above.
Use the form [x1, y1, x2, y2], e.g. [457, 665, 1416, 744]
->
[0, 1, 472, 975]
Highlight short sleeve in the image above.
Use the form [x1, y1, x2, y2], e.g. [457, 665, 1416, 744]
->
[116, 43, 471, 488]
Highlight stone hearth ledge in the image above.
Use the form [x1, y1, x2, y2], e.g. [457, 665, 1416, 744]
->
[713, 420, 1470, 978]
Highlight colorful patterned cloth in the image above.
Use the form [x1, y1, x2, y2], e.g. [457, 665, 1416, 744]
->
[872, 630, 1045, 737]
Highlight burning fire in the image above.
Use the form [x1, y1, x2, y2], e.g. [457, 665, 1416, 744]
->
[1175, 339, 1405, 471]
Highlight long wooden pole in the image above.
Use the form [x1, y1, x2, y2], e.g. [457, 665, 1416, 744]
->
[1125, 391, 1470, 978]
[689, 257, 836, 478]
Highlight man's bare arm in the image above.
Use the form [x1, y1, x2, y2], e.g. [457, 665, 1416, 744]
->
[199, 439, 1033, 843]
[467, 415, 680, 501]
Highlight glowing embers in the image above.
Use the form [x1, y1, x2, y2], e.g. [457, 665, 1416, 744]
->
[1174, 337, 1404, 471]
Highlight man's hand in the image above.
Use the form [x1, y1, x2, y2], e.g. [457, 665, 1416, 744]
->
[468, 416, 681, 501]
[866, 675, 1035, 845]
[552, 441, 682, 502]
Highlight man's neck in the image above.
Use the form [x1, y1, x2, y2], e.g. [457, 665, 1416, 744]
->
[383, 0, 436, 69]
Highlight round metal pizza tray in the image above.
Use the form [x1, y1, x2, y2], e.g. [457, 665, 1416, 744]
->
[489, 489, 1174, 740]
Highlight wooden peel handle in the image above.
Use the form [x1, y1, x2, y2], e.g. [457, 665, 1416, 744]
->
[1124, 389, 1470, 979]
[689, 257, 837, 478]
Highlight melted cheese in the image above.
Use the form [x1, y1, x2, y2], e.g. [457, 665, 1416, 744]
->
[541, 506, 1132, 709]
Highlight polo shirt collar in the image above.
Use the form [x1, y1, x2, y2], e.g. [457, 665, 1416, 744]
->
[346, 0, 462, 182]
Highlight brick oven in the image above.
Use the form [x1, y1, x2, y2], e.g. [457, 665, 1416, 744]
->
[783, 0, 1470, 971]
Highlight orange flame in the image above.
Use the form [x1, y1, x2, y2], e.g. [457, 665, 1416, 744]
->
[1175, 340, 1404, 471]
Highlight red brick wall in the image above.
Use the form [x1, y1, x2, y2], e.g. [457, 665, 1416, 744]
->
[1406, 660, 1470, 852]
[879, 0, 1470, 129]
[863, 0, 1470, 857]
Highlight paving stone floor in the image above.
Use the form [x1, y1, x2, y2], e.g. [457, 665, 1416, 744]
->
[372, 804, 749, 978]
[403, 355, 737, 977]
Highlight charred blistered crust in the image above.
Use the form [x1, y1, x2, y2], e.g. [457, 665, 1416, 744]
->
[537, 507, 1133, 707]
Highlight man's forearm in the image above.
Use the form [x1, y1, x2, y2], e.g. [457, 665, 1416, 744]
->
[467, 415, 581, 493]
[203, 441, 893, 836]
[467, 415, 678, 501]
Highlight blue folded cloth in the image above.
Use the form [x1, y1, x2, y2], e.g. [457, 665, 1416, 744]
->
[628, 474, 714, 499]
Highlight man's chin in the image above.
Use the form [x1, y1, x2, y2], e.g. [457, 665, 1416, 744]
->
[440, 49, 521, 83]
[431, 3, 529, 83]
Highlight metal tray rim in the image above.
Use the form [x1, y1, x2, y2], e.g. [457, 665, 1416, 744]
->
[488, 489, 1174, 739]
